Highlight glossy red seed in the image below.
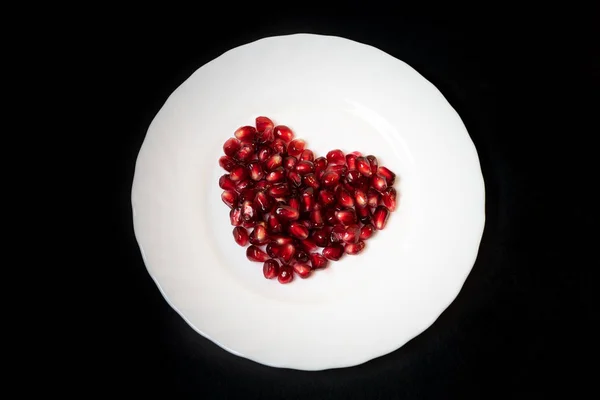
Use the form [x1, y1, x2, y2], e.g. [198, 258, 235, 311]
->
[324, 208, 338, 226]
[335, 209, 357, 226]
[257, 146, 272, 163]
[240, 188, 257, 203]
[246, 245, 270, 262]
[270, 235, 294, 246]
[318, 189, 336, 207]
[249, 224, 268, 245]
[235, 179, 254, 194]
[328, 164, 348, 176]
[279, 243, 296, 263]
[326, 149, 345, 165]
[254, 191, 273, 213]
[254, 180, 271, 191]
[356, 176, 371, 193]
[367, 188, 380, 208]
[372, 174, 388, 193]
[378, 166, 396, 185]
[230, 165, 248, 182]
[356, 157, 372, 177]
[342, 224, 360, 244]
[354, 189, 367, 208]
[345, 170, 361, 186]
[256, 127, 274, 144]
[234, 125, 257, 141]
[295, 249, 309, 263]
[268, 183, 290, 198]
[330, 225, 346, 243]
[366, 155, 378, 174]
[266, 242, 280, 258]
[310, 253, 329, 269]
[219, 155, 237, 172]
[357, 205, 371, 224]
[314, 156, 328, 175]
[360, 223, 375, 240]
[295, 160, 315, 175]
[241, 200, 257, 222]
[230, 207, 243, 226]
[300, 238, 318, 253]
[232, 227, 249, 246]
[223, 137, 241, 157]
[345, 241, 365, 255]
[350, 151, 362, 156]
[265, 153, 283, 171]
[265, 167, 285, 183]
[273, 125, 294, 142]
[336, 187, 354, 208]
[312, 226, 331, 247]
[256, 116, 274, 132]
[263, 259, 280, 279]
[373, 205, 390, 230]
[310, 208, 324, 228]
[221, 190, 238, 208]
[271, 139, 287, 155]
[301, 187, 315, 212]
[275, 205, 300, 221]
[278, 264, 294, 284]
[284, 156, 298, 170]
[288, 222, 309, 240]
[346, 154, 357, 171]
[287, 170, 303, 187]
[321, 170, 340, 187]
[300, 149, 314, 161]
[248, 162, 264, 181]
[287, 139, 305, 157]
[303, 173, 320, 190]
[382, 187, 397, 211]
[236, 142, 255, 162]
[219, 174, 237, 191]
[293, 262, 312, 278]
[267, 214, 283, 234]
[242, 220, 255, 229]
[288, 197, 300, 211]
[322, 244, 344, 261]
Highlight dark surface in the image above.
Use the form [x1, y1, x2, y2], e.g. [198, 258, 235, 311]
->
[104, 17, 596, 398]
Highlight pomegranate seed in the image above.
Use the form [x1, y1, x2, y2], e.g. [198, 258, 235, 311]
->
[236, 142, 255, 162]
[373, 205, 390, 230]
[336, 187, 354, 208]
[326, 149, 345, 165]
[287, 139, 305, 157]
[246, 245, 269, 262]
[288, 222, 309, 240]
[299, 219, 312, 230]
[372, 174, 388, 193]
[288, 197, 300, 211]
[257, 146, 272, 163]
[351, 151, 362, 156]
[265, 153, 283, 171]
[235, 179, 254, 193]
[345, 170, 361, 186]
[343, 224, 360, 244]
[335, 209, 357, 226]
[354, 189, 367, 208]
[230, 207, 242, 226]
[266, 242, 280, 258]
[321, 170, 340, 187]
[241, 200, 258, 222]
[295, 160, 315, 175]
[263, 259, 280, 279]
[356, 205, 371, 224]
[312, 226, 332, 246]
[346, 154, 357, 171]
[254, 191, 273, 213]
[301, 187, 315, 212]
[232, 226, 249, 246]
[242, 220, 255, 229]
[287, 170, 303, 187]
[268, 183, 290, 198]
[234, 125, 257, 141]
[324, 208, 338, 226]
[345, 241, 365, 255]
[328, 164, 348, 176]
[229, 165, 248, 182]
[300, 238, 318, 253]
[240, 188, 257, 203]
[314, 157, 328, 176]
[367, 188, 380, 208]
[272, 125, 294, 142]
[318, 189, 336, 207]
[366, 155, 378, 174]
[275, 205, 300, 221]
[256, 127, 274, 144]
[279, 243, 296, 263]
[284, 156, 298, 170]
[293, 262, 312, 278]
[356, 176, 371, 193]
[323, 244, 344, 261]
[267, 214, 283, 234]
[219, 174, 237, 191]
[256, 116, 274, 132]
[219, 155, 237, 172]
[265, 167, 286, 183]
[303, 173, 320, 190]
[360, 223, 375, 240]
[295, 249, 309, 263]
[223, 137, 241, 157]
[378, 166, 396, 185]
[300, 149, 314, 161]
[330, 225, 346, 243]
[248, 162, 264, 181]
[310, 253, 329, 269]
[310, 208, 324, 228]
[270, 235, 294, 246]
[271, 139, 287, 155]
[278, 264, 294, 284]
[382, 187, 397, 211]
[221, 190, 237, 208]
[249, 224, 269, 245]
[254, 180, 271, 191]
[356, 157, 372, 177]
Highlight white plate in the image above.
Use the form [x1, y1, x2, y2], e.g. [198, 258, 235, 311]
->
[131, 34, 485, 370]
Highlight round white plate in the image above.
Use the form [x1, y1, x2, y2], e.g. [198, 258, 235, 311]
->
[132, 34, 485, 370]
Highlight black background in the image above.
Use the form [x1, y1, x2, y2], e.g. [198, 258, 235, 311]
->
[103, 16, 596, 398]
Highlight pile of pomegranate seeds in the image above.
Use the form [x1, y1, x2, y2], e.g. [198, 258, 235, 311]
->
[219, 116, 398, 284]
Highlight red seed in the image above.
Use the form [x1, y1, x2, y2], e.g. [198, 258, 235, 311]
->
[303, 173, 320, 190]
[366, 155, 378, 175]
[248, 162, 265, 181]
[373, 205, 390, 230]
[357, 205, 371, 224]
[265, 167, 286, 183]
[312, 226, 331, 247]
[372, 174, 388, 193]
[326, 149, 346, 165]
[257, 146, 272, 163]
[328, 164, 348, 176]
[360, 223, 375, 240]
[219, 155, 237, 172]
[275, 205, 300, 221]
[239, 188, 257, 203]
[288, 196, 300, 211]
[321, 170, 340, 187]
[223, 137, 241, 157]
[265, 153, 283, 171]
[330, 224, 346, 243]
[382, 187, 397, 211]
[267, 214, 283, 234]
[346, 154, 357, 171]
[351, 151, 362, 156]
[295, 160, 315, 175]
[235, 178, 254, 193]
[342, 224, 360, 244]
[246, 245, 269, 262]
[288, 222, 309, 240]
[268, 183, 290, 198]
[271, 139, 287, 155]
[278, 264, 294, 284]
[249, 224, 268, 245]
[254, 191, 273, 213]
[219, 174, 237, 191]
[310, 253, 329, 269]
[254, 180, 271, 191]
[287, 139, 305, 157]
[234, 125, 257, 141]
[295, 249, 310, 263]
[242, 220, 255, 229]
[293, 262, 312, 278]
[236, 142, 255, 162]
[241, 200, 257, 222]
[284, 156, 298, 170]
[310, 208, 324, 228]
[287, 170, 303, 187]
[356, 157, 372, 177]
[335, 209, 357, 226]
[345, 170, 361, 186]
[324, 208, 338, 226]
[378, 166, 396, 185]
[367, 188, 380, 208]
[230, 165, 248, 181]
[322, 244, 344, 261]
[300, 238, 318, 253]
[266, 242, 280, 258]
[318, 189, 336, 207]
[230, 207, 243, 226]
[279, 243, 296, 263]
[263, 259, 280, 279]
[336, 187, 354, 208]
[270, 235, 294, 246]
[314, 157, 328, 176]
[345, 241, 365, 255]
[232, 227, 249, 246]
[301, 187, 315, 212]
[221, 190, 238, 208]
[300, 149, 314, 161]
[273, 125, 294, 142]
[255, 127, 274, 144]
[354, 189, 367, 208]
[256, 116, 274, 132]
